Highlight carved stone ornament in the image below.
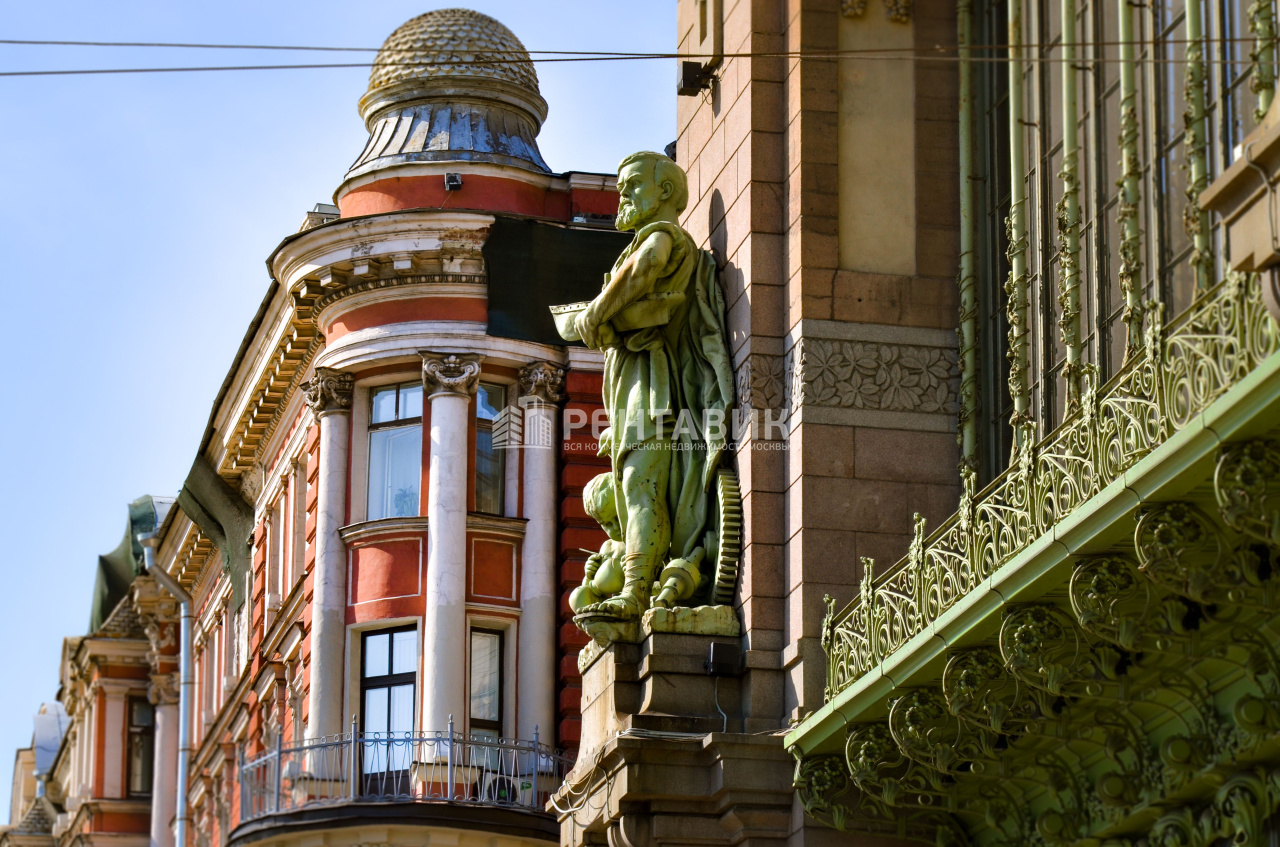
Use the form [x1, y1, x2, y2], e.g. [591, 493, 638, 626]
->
[149, 672, 180, 706]
[301, 367, 354, 416]
[517, 361, 566, 405]
[421, 352, 482, 397]
[841, 0, 912, 23]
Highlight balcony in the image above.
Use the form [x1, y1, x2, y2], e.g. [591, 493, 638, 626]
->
[235, 728, 572, 845]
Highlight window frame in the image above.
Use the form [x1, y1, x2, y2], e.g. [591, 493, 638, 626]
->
[126, 696, 155, 798]
[468, 626, 505, 738]
[366, 381, 424, 521]
[473, 382, 508, 517]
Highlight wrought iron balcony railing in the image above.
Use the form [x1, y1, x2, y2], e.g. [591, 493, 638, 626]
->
[239, 720, 573, 823]
[821, 272, 1279, 703]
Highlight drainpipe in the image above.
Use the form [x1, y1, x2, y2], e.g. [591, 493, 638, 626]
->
[139, 532, 193, 847]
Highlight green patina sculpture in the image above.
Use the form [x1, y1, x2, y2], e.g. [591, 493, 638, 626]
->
[553, 151, 735, 636]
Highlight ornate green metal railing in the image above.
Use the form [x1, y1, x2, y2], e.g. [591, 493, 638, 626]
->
[822, 272, 1279, 702]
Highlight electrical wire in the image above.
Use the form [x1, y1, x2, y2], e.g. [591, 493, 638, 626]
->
[0, 35, 1272, 53]
[0, 51, 1264, 78]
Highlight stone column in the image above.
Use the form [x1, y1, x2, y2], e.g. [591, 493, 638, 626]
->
[149, 673, 179, 847]
[516, 362, 564, 743]
[421, 353, 482, 734]
[133, 576, 180, 847]
[301, 367, 354, 740]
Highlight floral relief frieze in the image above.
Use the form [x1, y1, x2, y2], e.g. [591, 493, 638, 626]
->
[788, 336, 960, 417]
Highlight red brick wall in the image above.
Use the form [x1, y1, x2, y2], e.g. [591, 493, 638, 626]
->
[556, 368, 608, 751]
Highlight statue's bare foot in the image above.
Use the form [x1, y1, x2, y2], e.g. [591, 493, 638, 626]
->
[586, 592, 645, 621]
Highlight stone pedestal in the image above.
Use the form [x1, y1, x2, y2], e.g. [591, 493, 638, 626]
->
[554, 627, 794, 847]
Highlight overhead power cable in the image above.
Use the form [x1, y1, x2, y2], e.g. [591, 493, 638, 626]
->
[0, 39, 1271, 78]
[0, 35, 1272, 52]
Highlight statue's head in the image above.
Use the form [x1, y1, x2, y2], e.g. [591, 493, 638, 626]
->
[583, 472, 621, 539]
[615, 151, 689, 232]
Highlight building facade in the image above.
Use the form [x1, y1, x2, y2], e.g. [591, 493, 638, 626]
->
[9, 2, 1280, 847]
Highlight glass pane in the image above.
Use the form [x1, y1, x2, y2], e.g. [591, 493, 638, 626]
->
[363, 687, 388, 774]
[469, 631, 501, 724]
[371, 386, 398, 424]
[390, 684, 415, 734]
[392, 630, 417, 675]
[131, 701, 154, 728]
[367, 425, 422, 520]
[475, 429, 503, 516]
[364, 687, 389, 733]
[364, 633, 389, 679]
[477, 384, 505, 421]
[399, 383, 423, 420]
[129, 730, 154, 794]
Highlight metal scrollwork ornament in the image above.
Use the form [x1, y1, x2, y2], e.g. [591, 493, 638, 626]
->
[999, 605, 1084, 696]
[1214, 439, 1280, 546]
[943, 648, 1038, 735]
[1069, 555, 1151, 650]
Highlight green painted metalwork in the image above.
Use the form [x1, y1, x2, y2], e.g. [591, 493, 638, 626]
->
[957, 0, 978, 470]
[1006, 0, 1032, 441]
[1184, 0, 1213, 291]
[1117, 0, 1144, 361]
[821, 271, 1278, 701]
[1252, 0, 1278, 123]
[1057, 0, 1083, 409]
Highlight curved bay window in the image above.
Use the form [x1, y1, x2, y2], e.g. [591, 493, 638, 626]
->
[367, 382, 423, 520]
[360, 626, 417, 791]
[475, 384, 506, 515]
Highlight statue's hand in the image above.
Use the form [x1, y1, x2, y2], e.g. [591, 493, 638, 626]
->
[584, 552, 602, 581]
[575, 311, 601, 349]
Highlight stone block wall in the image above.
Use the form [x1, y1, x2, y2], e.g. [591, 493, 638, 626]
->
[677, 0, 962, 730]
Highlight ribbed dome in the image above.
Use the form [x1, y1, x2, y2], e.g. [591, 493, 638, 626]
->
[346, 8, 551, 179]
[368, 8, 539, 98]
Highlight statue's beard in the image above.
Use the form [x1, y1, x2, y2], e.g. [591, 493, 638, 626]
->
[615, 196, 656, 231]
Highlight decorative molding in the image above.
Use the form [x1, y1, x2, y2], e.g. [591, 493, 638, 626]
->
[840, 0, 912, 24]
[149, 672, 180, 706]
[311, 272, 487, 319]
[735, 353, 786, 414]
[421, 352, 482, 397]
[301, 367, 354, 417]
[787, 337, 959, 416]
[517, 361, 566, 405]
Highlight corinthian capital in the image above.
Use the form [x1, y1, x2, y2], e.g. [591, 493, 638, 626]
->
[421, 352, 483, 397]
[302, 367, 354, 416]
[148, 672, 180, 706]
[518, 362, 566, 405]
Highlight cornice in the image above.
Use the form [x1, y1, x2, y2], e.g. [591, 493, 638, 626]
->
[465, 513, 528, 539]
[316, 321, 565, 373]
[339, 513, 527, 545]
[268, 211, 495, 291]
[313, 274, 488, 334]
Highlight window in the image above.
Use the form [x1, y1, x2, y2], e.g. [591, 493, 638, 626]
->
[360, 627, 417, 778]
[469, 628, 504, 740]
[127, 699, 155, 796]
[367, 382, 423, 520]
[475, 384, 506, 516]
[971, 0, 1261, 479]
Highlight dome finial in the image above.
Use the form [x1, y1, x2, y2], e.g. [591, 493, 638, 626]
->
[346, 8, 550, 179]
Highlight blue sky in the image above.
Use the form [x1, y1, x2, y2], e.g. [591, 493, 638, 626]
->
[0, 0, 673, 815]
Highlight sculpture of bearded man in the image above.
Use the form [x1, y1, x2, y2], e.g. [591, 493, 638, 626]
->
[553, 151, 735, 632]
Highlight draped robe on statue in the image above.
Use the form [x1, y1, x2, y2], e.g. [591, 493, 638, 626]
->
[596, 221, 735, 562]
